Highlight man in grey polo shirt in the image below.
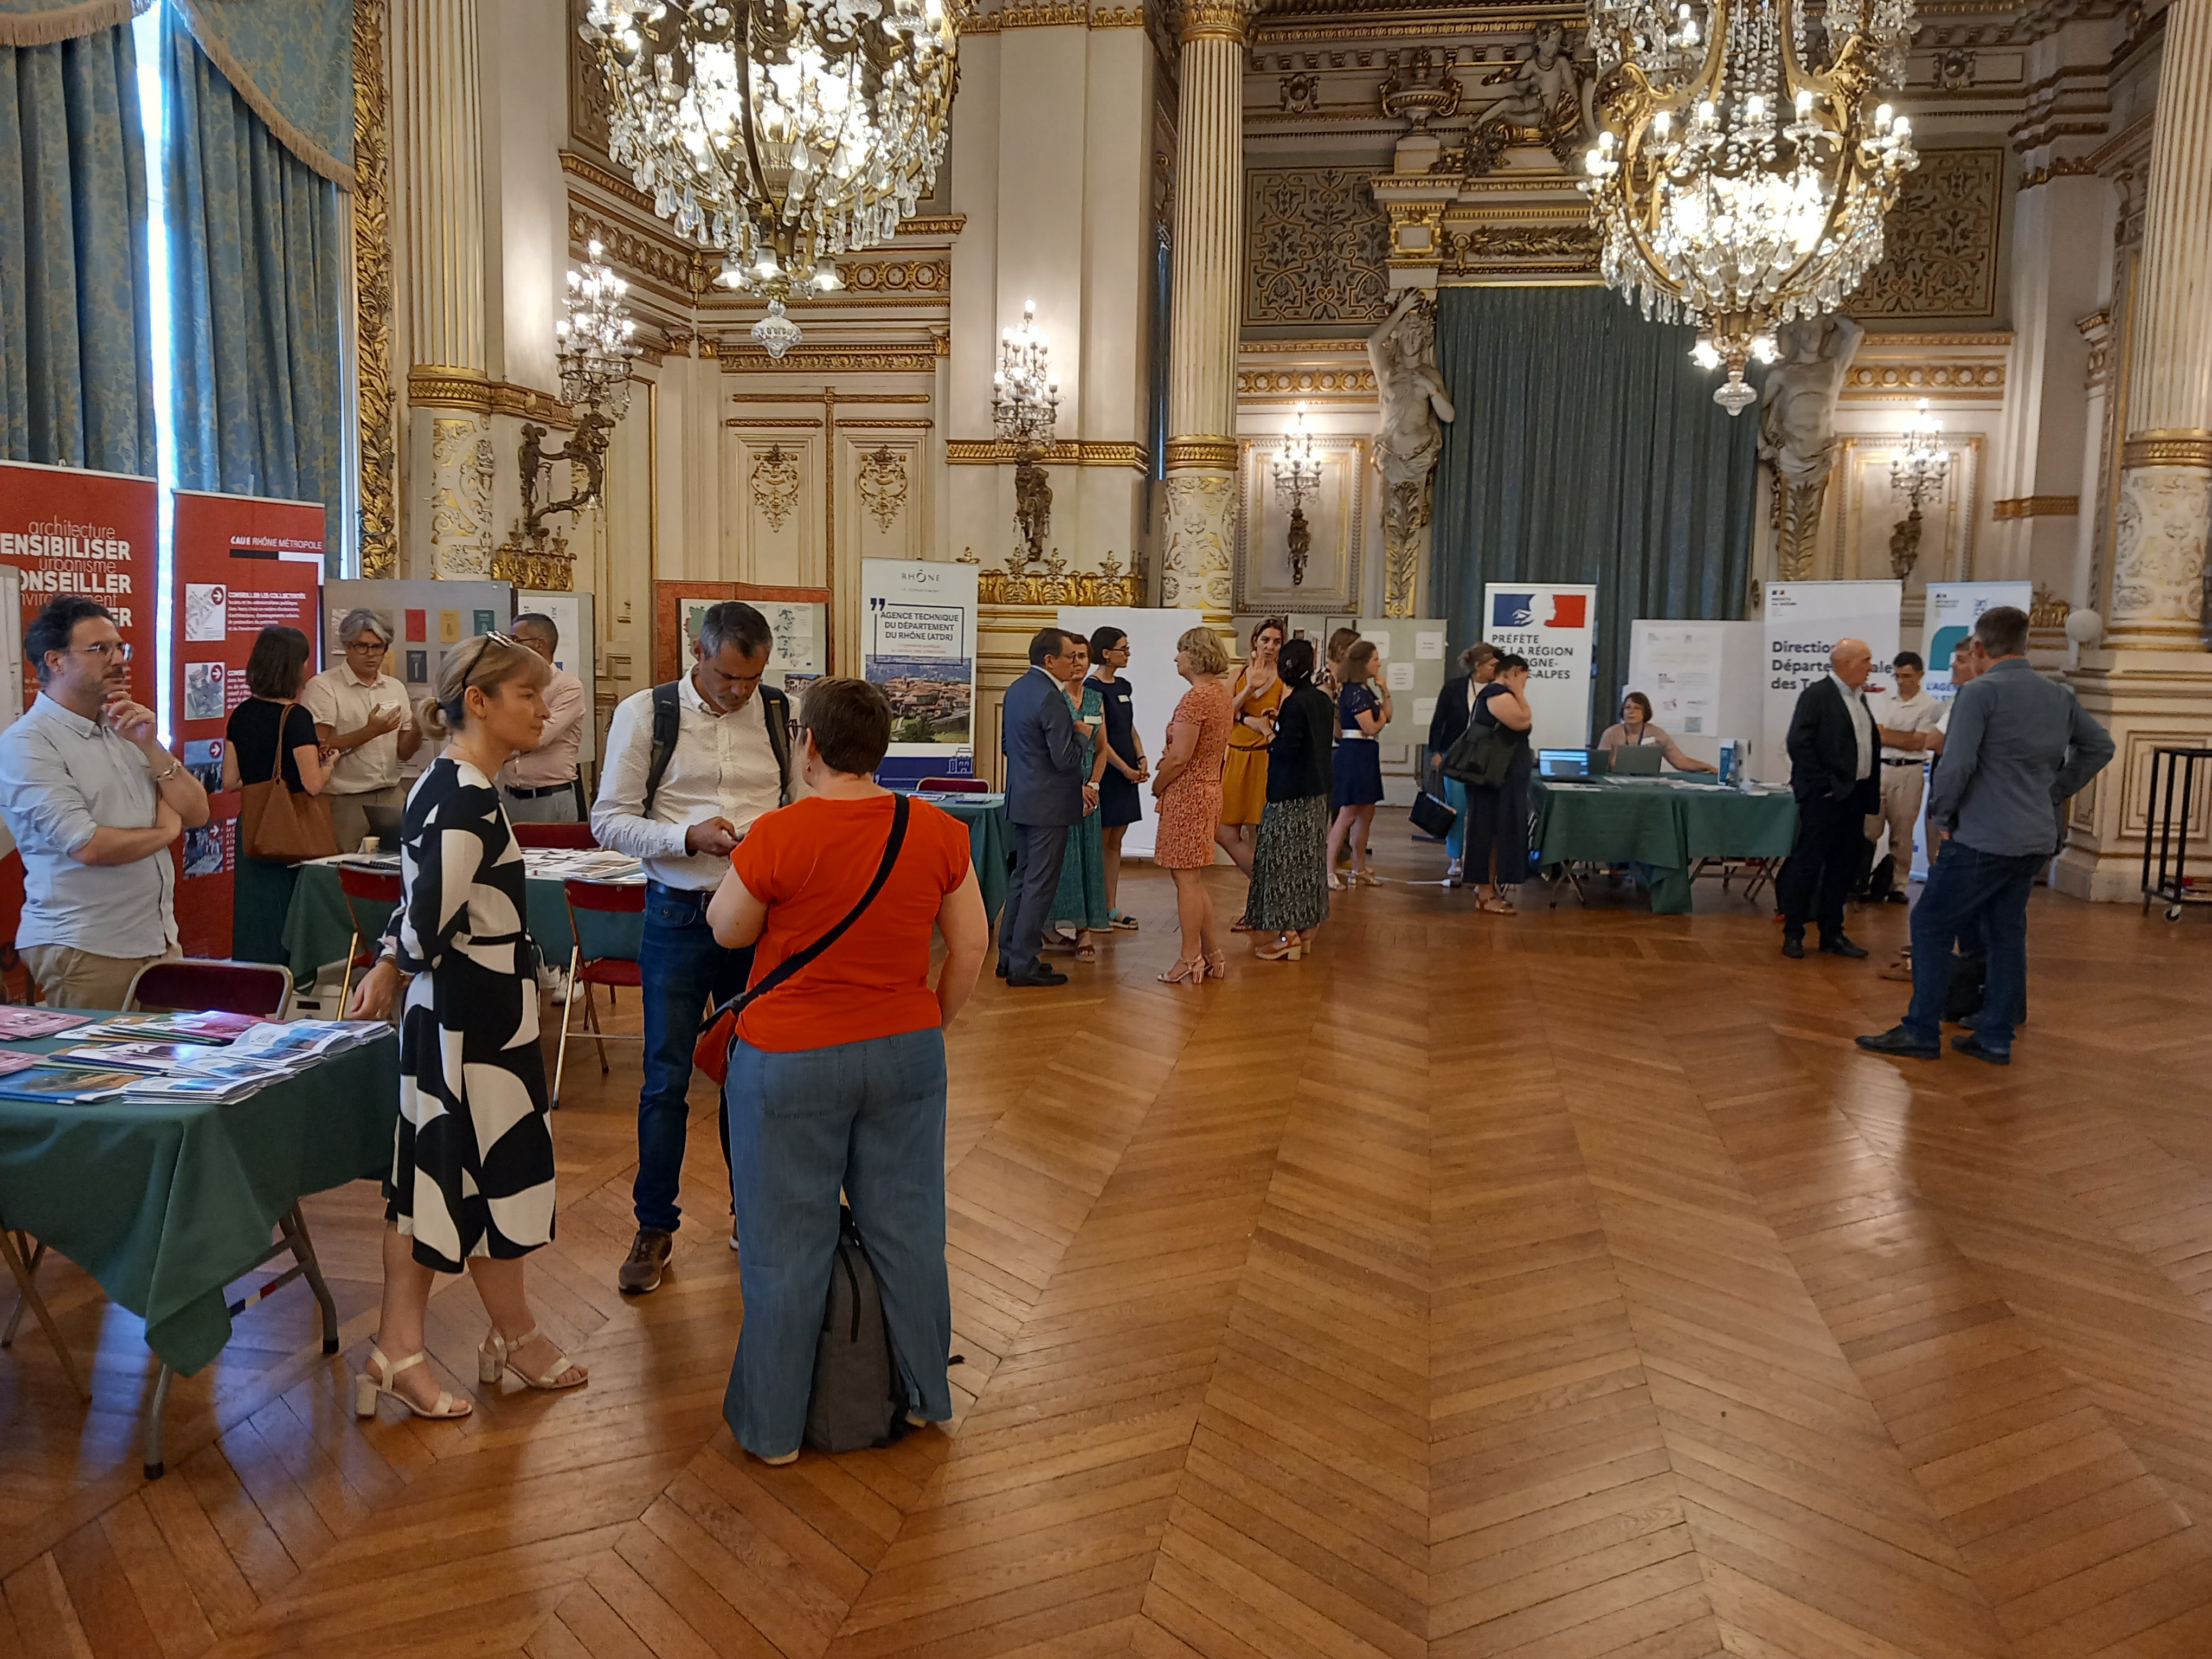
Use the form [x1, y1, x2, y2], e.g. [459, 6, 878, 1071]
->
[0, 597, 211, 1008]
[1857, 606, 2112, 1065]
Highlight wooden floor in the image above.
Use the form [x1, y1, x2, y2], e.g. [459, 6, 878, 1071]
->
[7, 819, 2212, 1659]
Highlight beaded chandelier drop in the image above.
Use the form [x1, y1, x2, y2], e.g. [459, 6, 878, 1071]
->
[1580, 0, 1919, 412]
[581, 0, 964, 357]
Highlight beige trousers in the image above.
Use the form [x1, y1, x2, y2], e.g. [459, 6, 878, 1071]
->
[1866, 763, 1926, 872]
[328, 785, 406, 852]
[23, 942, 183, 1011]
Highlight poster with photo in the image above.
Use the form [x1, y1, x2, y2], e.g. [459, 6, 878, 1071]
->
[183, 662, 227, 720]
[863, 560, 976, 786]
[183, 737, 224, 792]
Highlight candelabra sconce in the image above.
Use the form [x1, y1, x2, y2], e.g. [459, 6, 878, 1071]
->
[1887, 398, 1950, 582]
[494, 241, 640, 590]
[992, 300, 1060, 567]
[1271, 404, 1324, 587]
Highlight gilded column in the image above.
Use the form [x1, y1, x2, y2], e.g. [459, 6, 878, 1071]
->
[395, 0, 496, 577]
[1158, 0, 1248, 623]
[2106, 0, 2212, 645]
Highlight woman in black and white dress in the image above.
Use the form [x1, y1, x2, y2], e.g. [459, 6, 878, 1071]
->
[346, 634, 587, 1419]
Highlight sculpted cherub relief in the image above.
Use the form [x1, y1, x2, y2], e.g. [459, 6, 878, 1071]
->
[1466, 23, 1597, 175]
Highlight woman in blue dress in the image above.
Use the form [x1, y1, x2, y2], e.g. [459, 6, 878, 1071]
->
[1325, 641, 1390, 888]
[1087, 627, 1147, 929]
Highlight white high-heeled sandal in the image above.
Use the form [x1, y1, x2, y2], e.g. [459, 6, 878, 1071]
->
[479, 1325, 589, 1391]
[355, 1345, 472, 1420]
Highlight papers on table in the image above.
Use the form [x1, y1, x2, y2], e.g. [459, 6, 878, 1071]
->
[73, 1011, 262, 1045]
[0, 1066, 143, 1104]
[226, 1020, 386, 1062]
[522, 848, 644, 883]
[0, 1052, 49, 1077]
[0, 1007, 91, 1040]
[21, 1019, 390, 1105]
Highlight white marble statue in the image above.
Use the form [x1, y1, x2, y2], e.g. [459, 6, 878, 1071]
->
[1369, 289, 1456, 486]
[1757, 313, 1866, 493]
[1474, 22, 1595, 147]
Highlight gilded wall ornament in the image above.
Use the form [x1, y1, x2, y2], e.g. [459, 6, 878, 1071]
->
[353, 0, 396, 575]
[750, 444, 803, 532]
[1381, 477, 1430, 618]
[857, 446, 909, 533]
[1848, 149, 2005, 319]
[1245, 169, 1392, 326]
[976, 549, 1142, 607]
[1161, 473, 1236, 612]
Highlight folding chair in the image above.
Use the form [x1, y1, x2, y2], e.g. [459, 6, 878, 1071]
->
[1, 1217, 87, 1401]
[512, 822, 598, 850]
[336, 864, 403, 1012]
[917, 776, 988, 794]
[553, 879, 646, 1109]
[1689, 854, 1782, 906]
[124, 958, 294, 1020]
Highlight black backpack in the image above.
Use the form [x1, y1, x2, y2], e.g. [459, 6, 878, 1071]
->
[802, 1207, 911, 1452]
[641, 679, 793, 814]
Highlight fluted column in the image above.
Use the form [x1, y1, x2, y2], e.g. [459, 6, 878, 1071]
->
[2106, 0, 2212, 646]
[395, 0, 495, 577]
[1158, 0, 1248, 623]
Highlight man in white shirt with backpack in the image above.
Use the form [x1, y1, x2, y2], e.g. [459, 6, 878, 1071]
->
[592, 602, 796, 1294]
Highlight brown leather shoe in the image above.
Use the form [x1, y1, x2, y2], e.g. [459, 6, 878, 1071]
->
[619, 1227, 672, 1294]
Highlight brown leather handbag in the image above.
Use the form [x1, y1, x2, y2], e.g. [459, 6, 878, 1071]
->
[238, 701, 339, 864]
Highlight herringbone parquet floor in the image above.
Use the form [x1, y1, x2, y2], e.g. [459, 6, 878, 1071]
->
[6, 824, 2212, 1659]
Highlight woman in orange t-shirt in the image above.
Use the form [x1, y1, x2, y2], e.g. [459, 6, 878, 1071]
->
[705, 678, 989, 1464]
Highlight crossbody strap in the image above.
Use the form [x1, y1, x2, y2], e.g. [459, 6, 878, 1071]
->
[698, 792, 912, 1037]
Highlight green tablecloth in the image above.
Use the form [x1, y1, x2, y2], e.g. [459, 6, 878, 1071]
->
[0, 1029, 400, 1374]
[1531, 776, 1799, 914]
[902, 792, 1010, 924]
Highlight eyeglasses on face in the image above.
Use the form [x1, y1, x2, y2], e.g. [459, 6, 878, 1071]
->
[72, 640, 131, 661]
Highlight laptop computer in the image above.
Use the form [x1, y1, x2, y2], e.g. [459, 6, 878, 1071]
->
[1539, 749, 1593, 779]
[1608, 745, 1662, 776]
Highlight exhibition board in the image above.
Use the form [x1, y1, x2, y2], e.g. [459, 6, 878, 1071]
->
[1625, 619, 1763, 769]
[1482, 583, 1598, 750]
[1355, 616, 1450, 759]
[653, 580, 831, 692]
[865, 559, 979, 788]
[517, 588, 600, 766]
[1759, 580, 1901, 786]
[323, 577, 517, 729]
[0, 459, 157, 713]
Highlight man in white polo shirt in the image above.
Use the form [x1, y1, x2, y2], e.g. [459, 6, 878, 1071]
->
[304, 609, 420, 851]
[0, 598, 210, 1008]
[1865, 648, 1944, 898]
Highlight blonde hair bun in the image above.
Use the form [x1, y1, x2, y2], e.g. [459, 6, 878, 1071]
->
[423, 633, 550, 736]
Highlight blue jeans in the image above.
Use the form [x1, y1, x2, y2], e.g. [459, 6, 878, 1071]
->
[1442, 777, 1469, 860]
[722, 1027, 953, 1458]
[634, 883, 755, 1233]
[1902, 840, 2043, 1051]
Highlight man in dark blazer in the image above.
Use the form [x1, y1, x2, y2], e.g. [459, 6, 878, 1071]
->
[998, 626, 1089, 987]
[1775, 638, 1881, 960]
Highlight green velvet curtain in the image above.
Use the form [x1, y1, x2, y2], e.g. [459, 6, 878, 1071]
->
[1427, 285, 1763, 734]
[0, 21, 157, 473]
[163, 8, 344, 562]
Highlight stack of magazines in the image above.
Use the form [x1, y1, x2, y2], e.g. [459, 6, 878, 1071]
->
[1, 1018, 389, 1105]
[522, 848, 643, 883]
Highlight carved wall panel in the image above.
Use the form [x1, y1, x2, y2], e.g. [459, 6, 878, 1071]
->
[730, 429, 822, 587]
[1245, 169, 1392, 327]
[568, 0, 610, 153]
[1234, 435, 1369, 614]
[840, 433, 929, 562]
[1829, 432, 1984, 595]
[1848, 149, 2005, 319]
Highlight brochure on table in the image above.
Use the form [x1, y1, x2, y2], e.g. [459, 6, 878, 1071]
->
[518, 589, 598, 766]
[1922, 582, 2033, 700]
[322, 578, 516, 776]
[865, 559, 978, 789]
[1760, 580, 1902, 787]
[1625, 619, 1764, 769]
[170, 491, 327, 957]
[1481, 583, 1599, 750]
[1058, 607, 1201, 860]
[1354, 617, 1450, 771]
[0, 459, 157, 714]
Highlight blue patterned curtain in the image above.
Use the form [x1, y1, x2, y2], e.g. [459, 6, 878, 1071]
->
[1427, 285, 1764, 733]
[0, 19, 157, 473]
[163, 8, 344, 562]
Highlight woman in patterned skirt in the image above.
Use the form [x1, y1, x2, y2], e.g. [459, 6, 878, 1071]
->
[1243, 638, 1333, 961]
[1149, 627, 1236, 984]
[346, 634, 587, 1419]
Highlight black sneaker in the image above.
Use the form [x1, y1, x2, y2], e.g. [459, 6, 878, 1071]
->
[619, 1227, 673, 1294]
[1782, 934, 1806, 960]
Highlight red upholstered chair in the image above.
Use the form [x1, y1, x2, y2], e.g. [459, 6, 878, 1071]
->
[554, 879, 646, 1108]
[512, 822, 597, 850]
[336, 864, 404, 1012]
[917, 776, 988, 793]
[124, 959, 293, 1020]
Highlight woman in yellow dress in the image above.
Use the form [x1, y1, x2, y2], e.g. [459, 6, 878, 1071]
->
[1217, 619, 1287, 916]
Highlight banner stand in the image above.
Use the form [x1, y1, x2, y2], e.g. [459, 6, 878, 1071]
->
[863, 560, 979, 789]
[1482, 583, 1599, 751]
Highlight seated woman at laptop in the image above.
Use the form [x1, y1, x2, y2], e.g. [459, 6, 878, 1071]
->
[1597, 692, 1717, 773]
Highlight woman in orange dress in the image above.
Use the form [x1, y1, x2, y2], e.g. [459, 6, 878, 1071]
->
[1149, 626, 1236, 985]
[1217, 618, 1287, 891]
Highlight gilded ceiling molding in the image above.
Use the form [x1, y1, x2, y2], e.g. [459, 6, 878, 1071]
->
[1239, 339, 1373, 353]
[946, 439, 1150, 468]
[406, 371, 584, 431]
[998, 1, 1089, 24]
[717, 347, 941, 374]
[1856, 331, 2015, 346]
[1165, 436, 1240, 468]
[353, 0, 397, 576]
[1175, 0, 1253, 42]
[1091, 6, 1145, 24]
[2018, 157, 2102, 190]
[2121, 432, 2212, 470]
[1842, 362, 2008, 396]
[1849, 149, 2005, 319]
[1238, 367, 1378, 394]
[1992, 495, 2080, 519]
[728, 391, 935, 403]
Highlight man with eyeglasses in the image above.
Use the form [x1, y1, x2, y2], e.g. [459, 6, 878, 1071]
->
[591, 601, 796, 1293]
[0, 597, 210, 1008]
[305, 608, 421, 852]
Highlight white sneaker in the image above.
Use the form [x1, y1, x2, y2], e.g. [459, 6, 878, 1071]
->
[537, 966, 571, 1005]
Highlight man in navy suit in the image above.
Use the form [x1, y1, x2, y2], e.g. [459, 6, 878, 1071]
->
[998, 627, 1090, 987]
[1776, 637, 1881, 960]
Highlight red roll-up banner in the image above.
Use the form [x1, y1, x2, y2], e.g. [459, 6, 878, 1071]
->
[170, 491, 326, 959]
[0, 459, 159, 711]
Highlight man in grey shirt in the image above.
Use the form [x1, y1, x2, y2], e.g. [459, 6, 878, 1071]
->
[1858, 606, 2112, 1064]
[0, 597, 211, 1007]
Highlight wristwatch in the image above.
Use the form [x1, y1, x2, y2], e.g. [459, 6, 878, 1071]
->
[151, 759, 181, 782]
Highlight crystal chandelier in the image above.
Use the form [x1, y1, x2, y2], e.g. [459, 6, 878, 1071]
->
[580, 0, 964, 359]
[1887, 397, 1948, 578]
[1272, 405, 1323, 587]
[992, 301, 1059, 565]
[555, 240, 640, 422]
[1581, 0, 1920, 413]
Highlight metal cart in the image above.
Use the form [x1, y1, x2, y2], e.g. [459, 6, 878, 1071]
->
[2141, 746, 2212, 922]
